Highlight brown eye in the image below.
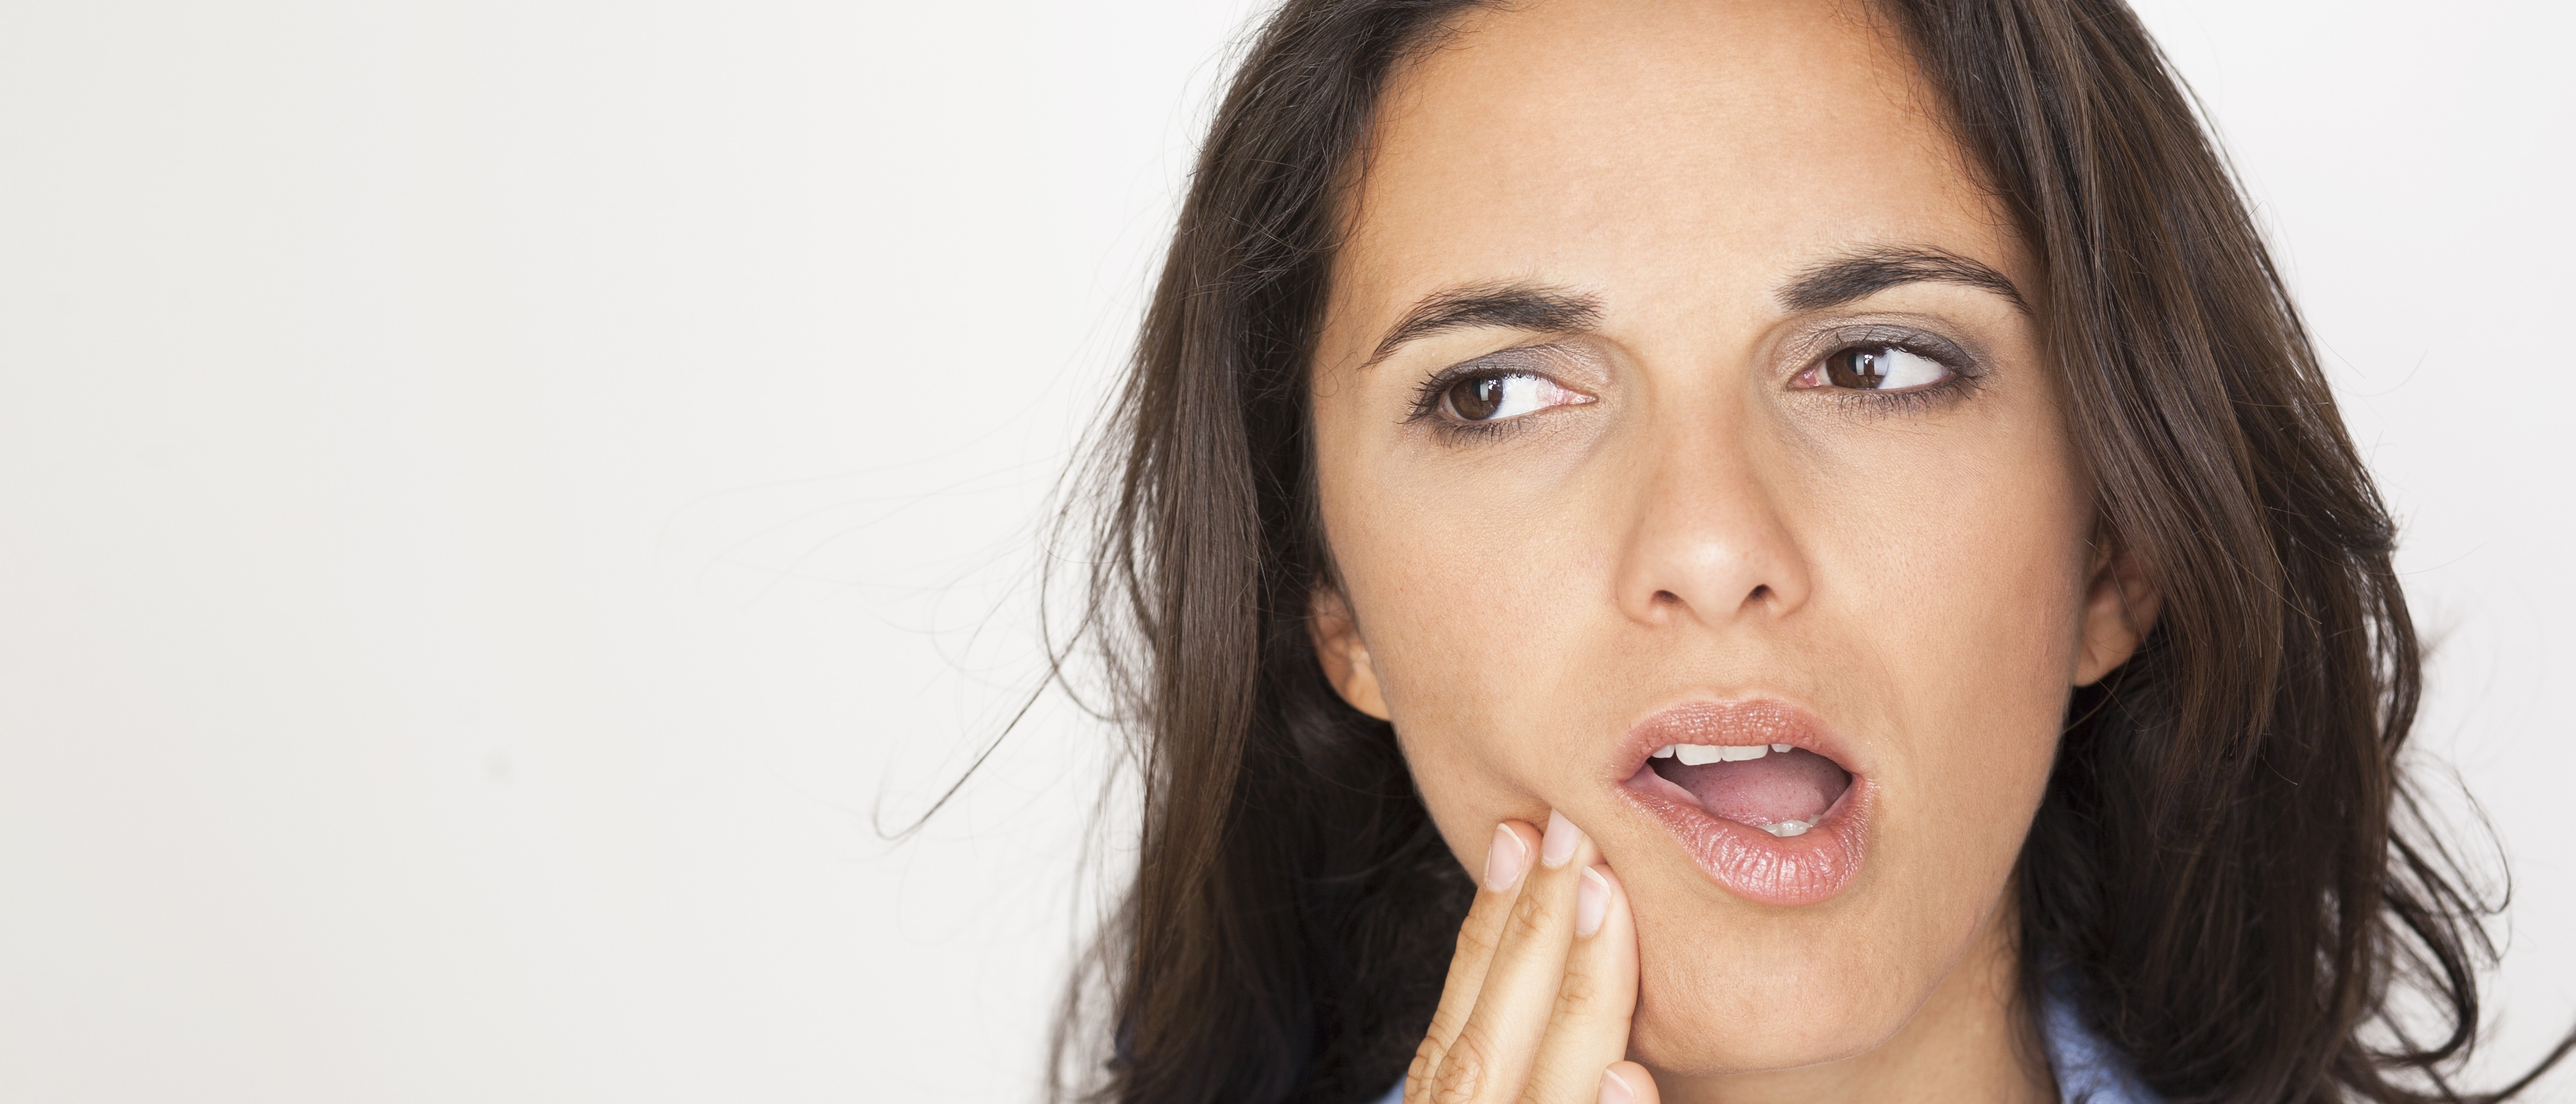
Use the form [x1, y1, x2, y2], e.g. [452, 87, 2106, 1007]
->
[1447, 375, 1508, 420]
[1822, 345, 1947, 390]
[1427, 370, 1591, 425]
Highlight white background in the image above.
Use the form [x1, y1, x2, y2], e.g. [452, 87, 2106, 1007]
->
[1, 2, 2567, 1100]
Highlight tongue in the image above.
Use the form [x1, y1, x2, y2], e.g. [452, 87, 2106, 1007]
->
[1651, 749, 1850, 826]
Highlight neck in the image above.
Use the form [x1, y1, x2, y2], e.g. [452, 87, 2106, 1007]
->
[1655, 909, 2054, 1104]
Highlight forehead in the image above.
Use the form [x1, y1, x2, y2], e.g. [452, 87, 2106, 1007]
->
[1327, 0, 2022, 351]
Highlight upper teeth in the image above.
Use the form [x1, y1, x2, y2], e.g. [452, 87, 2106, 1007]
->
[1654, 742, 1795, 765]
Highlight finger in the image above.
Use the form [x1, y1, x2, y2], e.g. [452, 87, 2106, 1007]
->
[1409, 819, 1542, 1101]
[1520, 863, 1639, 1103]
[1596, 1061, 1662, 1104]
[1431, 810, 1595, 1103]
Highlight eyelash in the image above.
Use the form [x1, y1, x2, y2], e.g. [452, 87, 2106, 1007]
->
[1404, 362, 1559, 442]
[1800, 336, 1982, 415]
[1401, 331, 1982, 442]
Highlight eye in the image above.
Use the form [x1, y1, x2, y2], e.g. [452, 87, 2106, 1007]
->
[1797, 344, 1951, 391]
[1441, 372, 1588, 422]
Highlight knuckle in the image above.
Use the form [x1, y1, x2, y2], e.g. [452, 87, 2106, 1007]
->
[1552, 967, 1605, 1016]
[1432, 1030, 1497, 1104]
[1451, 920, 1500, 965]
[1407, 1047, 1437, 1102]
[1503, 886, 1554, 944]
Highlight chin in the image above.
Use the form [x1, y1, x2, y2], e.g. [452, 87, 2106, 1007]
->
[1623, 932, 1927, 1075]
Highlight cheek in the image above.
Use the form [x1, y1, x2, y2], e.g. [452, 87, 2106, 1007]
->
[1334, 492, 1601, 827]
[1312, 436, 1610, 847]
[1849, 476, 2089, 728]
[1797, 409, 2094, 890]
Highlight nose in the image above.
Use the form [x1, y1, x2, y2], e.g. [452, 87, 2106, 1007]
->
[1611, 425, 1812, 628]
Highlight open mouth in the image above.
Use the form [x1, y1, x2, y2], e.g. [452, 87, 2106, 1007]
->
[1644, 742, 1852, 837]
[1615, 699, 1869, 906]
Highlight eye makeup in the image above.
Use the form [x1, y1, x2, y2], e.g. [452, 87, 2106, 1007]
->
[1392, 314, 1995, 445]
[1785, 320, 1987, 418]
[1402, 344, 1598, 441]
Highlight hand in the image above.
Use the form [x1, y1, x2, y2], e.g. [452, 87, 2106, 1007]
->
[1407, 810, 1659, 1104]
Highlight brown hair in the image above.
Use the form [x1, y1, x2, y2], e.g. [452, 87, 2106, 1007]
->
[1036, 1, 2574, 1101]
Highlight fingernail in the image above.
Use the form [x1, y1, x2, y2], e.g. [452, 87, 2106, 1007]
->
[1598, 1066, 1635, 1104]
[1576, 866, 1610, 937]
[1483, 824, 1529, 892]
[1541, 810, 1582, 868]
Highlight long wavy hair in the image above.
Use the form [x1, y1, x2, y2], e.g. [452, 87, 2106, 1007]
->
[1034, 1, 2574, 1101]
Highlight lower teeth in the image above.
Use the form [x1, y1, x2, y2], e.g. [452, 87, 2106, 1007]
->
[1756, 820, 1812, 837]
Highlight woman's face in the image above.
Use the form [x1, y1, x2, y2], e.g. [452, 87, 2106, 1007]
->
[1306, 0, 2153, 1079]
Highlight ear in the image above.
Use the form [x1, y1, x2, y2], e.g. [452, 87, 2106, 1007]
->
[1307, 587, 1391, 720]
[2074, 536, 2161, 687]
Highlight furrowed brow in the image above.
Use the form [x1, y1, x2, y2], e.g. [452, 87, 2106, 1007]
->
[1778, 247, 2030, 315]
[1362, 281, 1602, 369]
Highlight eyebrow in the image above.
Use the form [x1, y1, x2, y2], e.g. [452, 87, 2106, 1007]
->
[1778, 247, 2030, 314]
[1360, 248, 2021, 369]
[1362, 280, 1604, 369]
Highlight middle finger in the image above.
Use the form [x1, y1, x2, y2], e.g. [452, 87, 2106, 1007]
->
[1432, 810, 1599, 1102]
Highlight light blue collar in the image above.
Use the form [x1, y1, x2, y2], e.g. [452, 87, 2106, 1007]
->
[2038, 987, 2160, 1104]
[1366, 988, 2158, 1104]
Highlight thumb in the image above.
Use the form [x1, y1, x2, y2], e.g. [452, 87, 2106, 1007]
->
[1597, 1061, 1660, 1104]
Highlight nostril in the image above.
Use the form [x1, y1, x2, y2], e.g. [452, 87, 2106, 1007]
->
[1747, 584, 1773, 605]
[1653, 589, 1682, 606]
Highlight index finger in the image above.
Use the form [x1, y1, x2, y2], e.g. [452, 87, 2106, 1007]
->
[1408, 820, 1540, 1102]
[1519, 863, 1638, 1103]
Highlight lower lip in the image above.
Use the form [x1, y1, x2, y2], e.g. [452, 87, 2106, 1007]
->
[1615, 704, 1871, 907]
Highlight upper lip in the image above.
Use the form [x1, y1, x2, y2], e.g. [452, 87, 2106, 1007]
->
[1613, 696, 1865, 782]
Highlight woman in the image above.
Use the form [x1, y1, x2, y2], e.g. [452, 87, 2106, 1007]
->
[1041, 1, 2570, 1102]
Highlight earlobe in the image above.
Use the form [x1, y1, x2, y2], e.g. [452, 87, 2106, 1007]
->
[1307, 589, 1391, 721]
[2074, 540, 2161, 687]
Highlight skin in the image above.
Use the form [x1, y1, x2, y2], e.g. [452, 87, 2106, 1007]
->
[1300, 2, 2160, 1102]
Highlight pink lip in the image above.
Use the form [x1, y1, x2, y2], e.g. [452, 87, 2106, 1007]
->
[1612, 699, 1871, 907]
